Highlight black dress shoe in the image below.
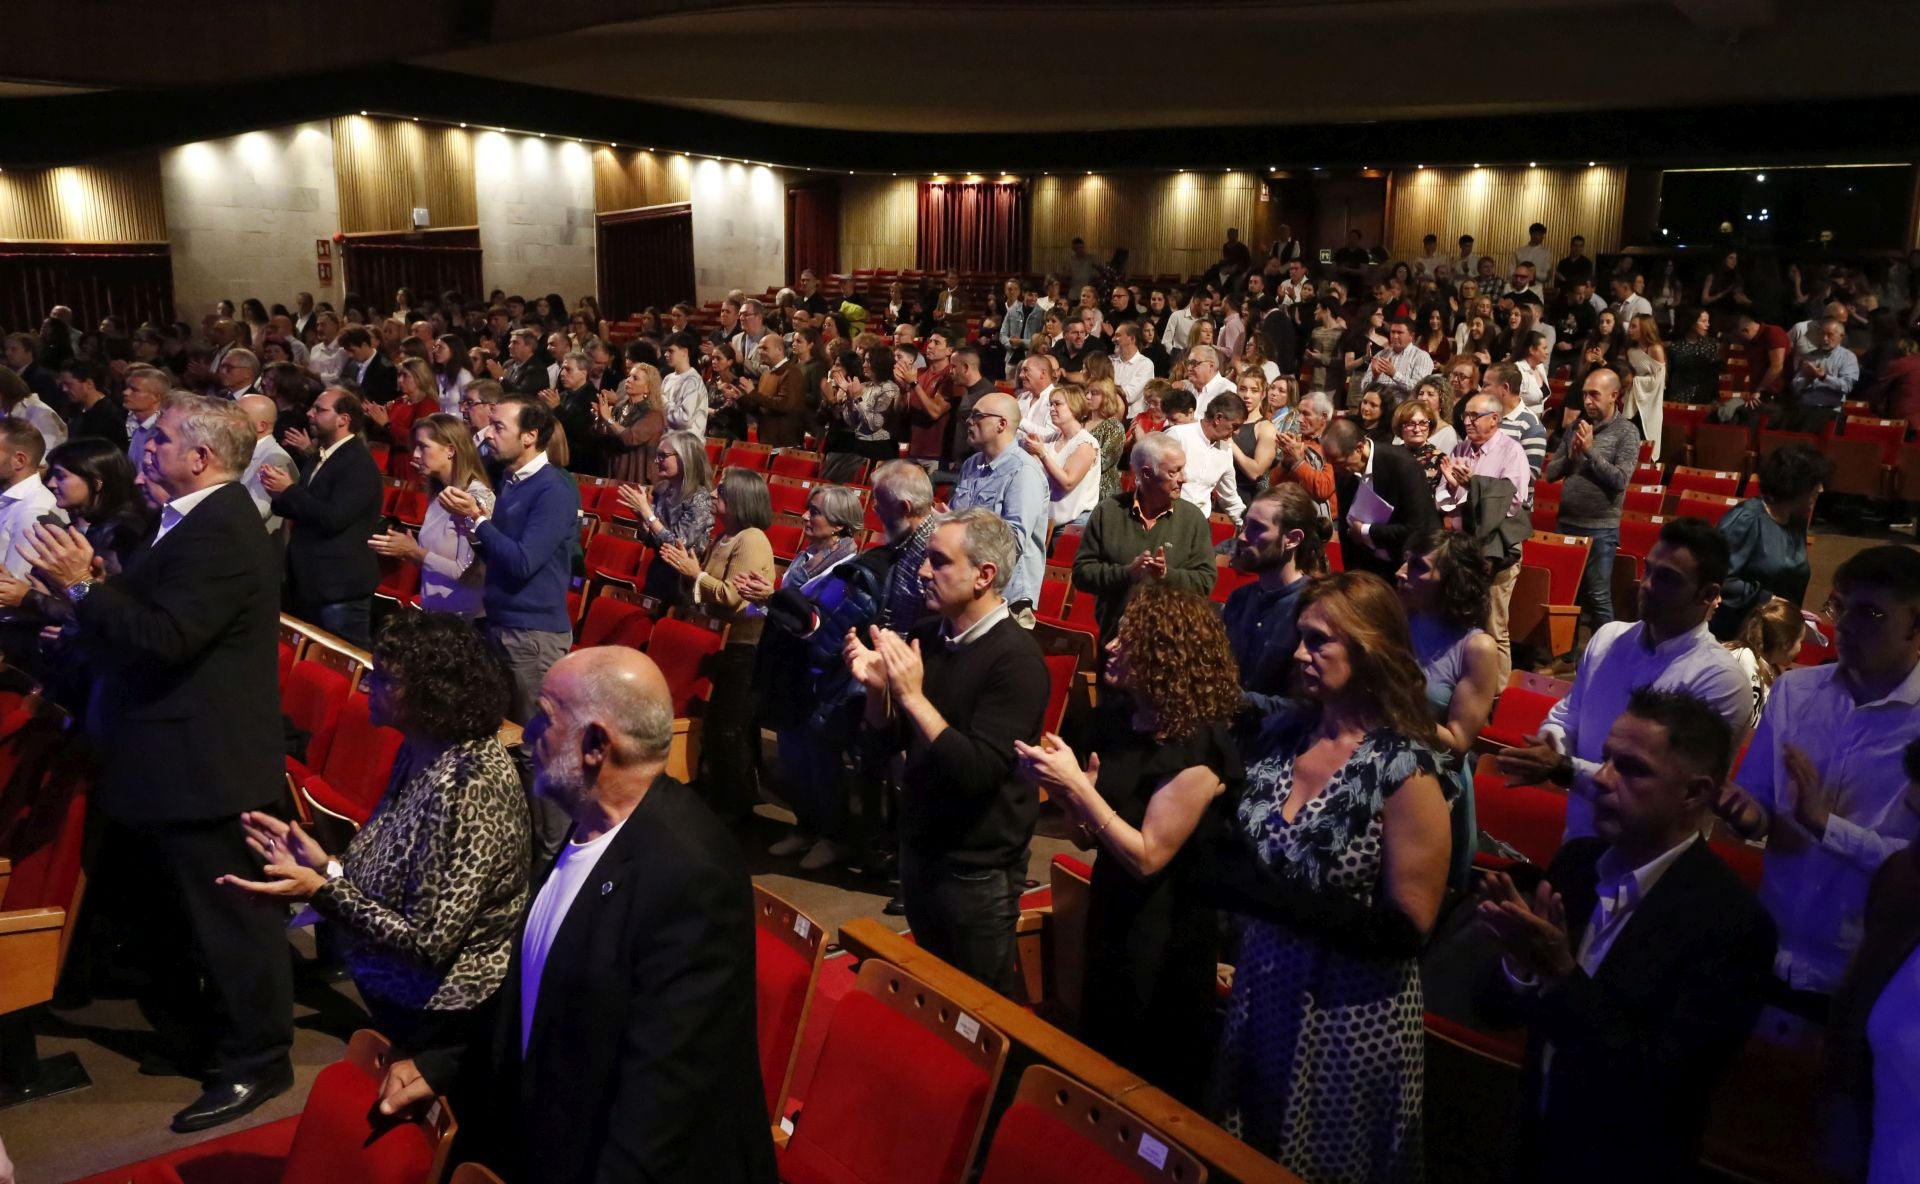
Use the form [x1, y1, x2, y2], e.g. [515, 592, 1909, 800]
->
[882, 895, 908, 917]
[170, 1065, 295, 1133]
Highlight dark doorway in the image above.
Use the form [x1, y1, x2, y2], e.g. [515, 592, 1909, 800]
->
[597, 203, 696, 320]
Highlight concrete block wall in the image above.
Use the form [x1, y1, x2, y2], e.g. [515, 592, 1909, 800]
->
[160, 123, 340, 319]
[689, 159, 786, 304]
[473, 132, 597, 305]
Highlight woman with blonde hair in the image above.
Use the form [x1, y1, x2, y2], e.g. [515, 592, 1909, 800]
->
[1201, 571, 1452, 1179]
[1264, 374, 1300, 437]
[368, 413, 494, 618]
[365, 356, 438, 454]
[1084, 377, 1127, 499]
[1021, 382, 1102, 530]
[1186, 316, 1216, 353]
[1625, 312, 1669, 458]
[618, 430, 714, 608]
[1230, 369, 1280, 505]
[594, 360, 664, 484]
[1016, 584, 1243, 1104]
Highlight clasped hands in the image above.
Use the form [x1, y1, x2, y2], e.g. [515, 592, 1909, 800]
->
[1473, 868, 1576, 982]
[841, 625, 925, 700]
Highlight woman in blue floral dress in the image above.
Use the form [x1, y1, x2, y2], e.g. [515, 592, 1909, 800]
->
[1200, 572, 1454, 1183]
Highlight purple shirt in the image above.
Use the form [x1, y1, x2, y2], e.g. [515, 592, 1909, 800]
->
[1438, 428, 1532, 516]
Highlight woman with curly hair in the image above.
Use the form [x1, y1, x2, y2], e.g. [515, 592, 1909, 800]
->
[220, 613, 529, 1053]
[1396, 527, 1500, 814]
[1016, 583, 1243, 1105]
[1198, 571, 1451, 1181]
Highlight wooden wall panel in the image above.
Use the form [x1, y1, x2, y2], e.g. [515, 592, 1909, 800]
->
[839, 176, 916, 271]
[331, 115, 477, 234]
[1387, 165, 1627, 268]
[1030, 172, 1260, 281]
[592, 147, 693, 213]
[0, 158, 167, 242]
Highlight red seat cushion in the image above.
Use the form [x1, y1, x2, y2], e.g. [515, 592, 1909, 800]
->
[64, 1115, 298, 1184]
[278, 1060, 434, 1184]
[1479, 687, 1559, 749]
[978, 1100, 1153, 1184]
[1472, 764, 1566, 869]
[777, 989, 993, 1184]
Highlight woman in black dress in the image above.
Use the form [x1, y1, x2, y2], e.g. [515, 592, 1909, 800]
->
[1016, 584, 1243, 1106]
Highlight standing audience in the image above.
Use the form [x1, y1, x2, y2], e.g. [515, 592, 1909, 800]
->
[260, 387, 383, 647]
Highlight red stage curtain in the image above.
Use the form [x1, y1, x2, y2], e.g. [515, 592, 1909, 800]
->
[786, 184, 840, 284]
[0, 243, 173, 334]
[339, 229, 483, 309]
[916, 182, 1028, 274]
[597, 204, 695, 320]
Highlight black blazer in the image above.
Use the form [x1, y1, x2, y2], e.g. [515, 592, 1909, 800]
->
[271, 436, 384, 604]
[74, 481, 283, 822]
[1504, 837, 1776, 1184]
[1333, 439, 1440, 580]
[419, 775, 776, 1184]
[356, 353, 398, 404]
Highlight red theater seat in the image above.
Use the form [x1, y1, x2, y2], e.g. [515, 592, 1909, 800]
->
[1471, 762, 1567, 870]
[978, 1065, 1207, 1184]
[754, 885, 827, 1121]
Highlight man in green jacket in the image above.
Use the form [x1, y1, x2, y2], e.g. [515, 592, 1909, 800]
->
[1071, 431, 1217, 642]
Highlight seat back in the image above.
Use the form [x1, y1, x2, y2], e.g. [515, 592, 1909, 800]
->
[1471, 763, 1566, 869]
[283, 657, 354, 770]
[780, 959, 1008, 1184]
[1615, 512, 1668, 565]
[1621, 484, 1665, 516]
[1691, 422, 1752, 472]
[770, 450, 825, 480]
[1820, 435, 1892, 499]
[1039, 566, 1073, 621]
[1668, 466, 1742, 498]
[1048, 525, 1083, 565]
[0, 694, 89, 917]
[1042, 654, 1078, 736]
[754, 884, 828, 1120]
[979, 1065, 1208, 1184]
[317, 690, 406, 818]
[584, 533, 649, 585]
[1673, 490, 1740, 526]
[1044, 855, 1094, 1026]
[648, 618, 725, 715]
[1477, 670, 1568, 750]
[767, 519, 806, 562]
[1518, 533, 1592, 606]
[1840, 417, 1907, 467]
[281, 1029, 456, 1184]
[769, 480, 815, 518]
[576, 591, 657, 651]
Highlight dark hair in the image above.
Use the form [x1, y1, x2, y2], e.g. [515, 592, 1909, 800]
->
[1249, 484, 1332, 574]
[666, 330, 701, 355]
[863, 345, 896, 384]
[323, 389, 367, 436]
[1659, 516, 1731, 589]
[1528, 222, 1546, 235]
[1160, 387, 1196, 417]
[1833, 543, 1920, 604]
[45, 435, 142, 525]
[372, 613, 510, 743]
[717, 467, 772, 532]
[59, 356, 108, 390]
[1204, 392, 1242, 421]
[497, 394, 555, 449]
[1405, 526, 1490, 631]
[337, 326, 373, 350]
[1624, 686, 1734, 784]
[1756, 444, 1833, 505]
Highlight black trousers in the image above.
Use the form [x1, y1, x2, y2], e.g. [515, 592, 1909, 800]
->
[898, 847, 1026, 997]
[131, 814, 295, 1083]
[699, 642, 762, 822]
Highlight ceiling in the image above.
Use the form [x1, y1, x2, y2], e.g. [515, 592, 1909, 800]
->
[4, 0, 1920, 167]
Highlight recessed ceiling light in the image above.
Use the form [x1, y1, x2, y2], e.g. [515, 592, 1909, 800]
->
[1588, 161, 1597, 167]
[1473, 163, 1482, 169]
[459, 122, 467, 128]
[359, 110, 368, 116]
[1529, 161, 1537, 167]
[1417, 163, 1425, 169]
[1086, 170, 1093, 176]
[1755, 172, 1767, 182]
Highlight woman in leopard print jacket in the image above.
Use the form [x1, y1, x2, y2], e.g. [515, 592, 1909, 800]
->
[226, 613, 530, 1052]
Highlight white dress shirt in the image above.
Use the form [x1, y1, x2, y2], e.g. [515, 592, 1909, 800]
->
[1164, 308, 1198, 353]
[1514, 243, 1553, 279]
[242, 434, 294, 534]
[1543, 620, 1751, 839]
[1165, 420, 1246, 523]
[1017, 385, 1059, 444]
[152, 481, 228, 544]
[1741, 658, 1920, 993]
[1868, 943, 1920, 1183]
[1196, 373, 1239, 405]
[0, 475, 58, 577]
[1415, 253, 1448, 279]
[1110, 350, 1155, 417]
[1614, 293, 1654, 323]
[13, 395, 66, 455]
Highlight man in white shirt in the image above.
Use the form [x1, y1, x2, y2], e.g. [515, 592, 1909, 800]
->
[1014, 353, 1059, 444]
[1454, 234, 1478, 282]
[1497, 516, 1750, 839]
[1275, 259, 1311, 308]
[1163, 291, 1208, 355]
[124, 365, 168, 464]
[1165, 393, 1247, 524]
[1363, 317, 1435, 400]
[0, 375, 64, 458]
[1513, 222, 1553, 281]
[1184, 345, 1237, 404]
[1610, 276, 1653, 324]
[1414, 234, 1447, 280]
[1717, 545, 1920, 1002]
[659, 332, 709, 439]
[0, 418, 58, 577]
[237, 394, 292, 535]
[305, 311, 346, 386]
[1109, 322, 1154, 417]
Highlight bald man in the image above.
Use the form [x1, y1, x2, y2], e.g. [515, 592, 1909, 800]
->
[237, 392, 293, 534]
[948, 390, 1050, 622]
[1542, 367, 1641, 629]
[381, 648, 775, 1184]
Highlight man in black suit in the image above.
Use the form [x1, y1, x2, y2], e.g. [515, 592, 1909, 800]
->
[336, 326, 396, 404]
[500, 329, 548, 397]
[20, 393, 293, 1132]
[1319, 417, 1439, 581]
[375, 646, 775, 1184]
[259, 387, 382, 647]
[1475, 688, 1776, 1184]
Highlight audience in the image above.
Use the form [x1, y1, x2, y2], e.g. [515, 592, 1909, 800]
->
[1540, 368, 1638, 632]
[1016, 584, 1242, 1105]
[371, 413, 494, 619]
[1477, 688, 1776, 1183]
[1165, 393, 1249, 525]
[1022, 381, 1101, 532]
[1437, 392, 1535, 681]
[1320, 417, 1440, 580]
[846, 509, 1048, 994]
[235, 393, 292, 533]
[260, 387, 383, 647]
[949, 391, 1049, 623]
[1712, 444, 1830, 640]
[376, 647, 776, 1183]
[1397, 527, 1501, 803]
[1201, 572, 1452, 1179]
[221, 613, 529, 1053]
[618, 430, 714, 609]
[1222, 485, 1326, 714]
[1498, 517, 1750, 839]
[0, 417, 59, 579]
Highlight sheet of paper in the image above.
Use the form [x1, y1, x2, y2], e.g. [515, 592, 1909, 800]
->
[1349, 479, 1395, 525]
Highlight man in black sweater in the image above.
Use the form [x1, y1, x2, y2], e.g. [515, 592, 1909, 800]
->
[847, 507, 1048, 995]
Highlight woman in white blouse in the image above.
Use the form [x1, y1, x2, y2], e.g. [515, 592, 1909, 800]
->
[430, 335, 472, 416]
[367, 413, 493, 619]
[1625, 314, 1669, 460]
[1021, 382, 1101, 531]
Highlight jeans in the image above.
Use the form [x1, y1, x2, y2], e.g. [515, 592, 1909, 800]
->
[303, 597, 372, 649]
[483, 623, 573, 861]
[1557, 521, 1618, 629]
[898, 847, 1027, 996]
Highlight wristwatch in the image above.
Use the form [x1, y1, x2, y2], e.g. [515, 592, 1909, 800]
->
[64, 578, 96, 604]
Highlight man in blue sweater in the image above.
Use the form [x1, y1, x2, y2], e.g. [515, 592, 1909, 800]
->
[440, 394, 579, 852]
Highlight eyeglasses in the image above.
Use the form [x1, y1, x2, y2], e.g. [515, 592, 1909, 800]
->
[1468, 409, 1501, 422]
[1825, 595, 1890, 625]
[966, 411, 1007, 425]
[1403, 420, 1432, 431]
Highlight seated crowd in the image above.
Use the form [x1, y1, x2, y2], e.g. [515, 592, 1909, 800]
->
[2, 225, 1917, 1184]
